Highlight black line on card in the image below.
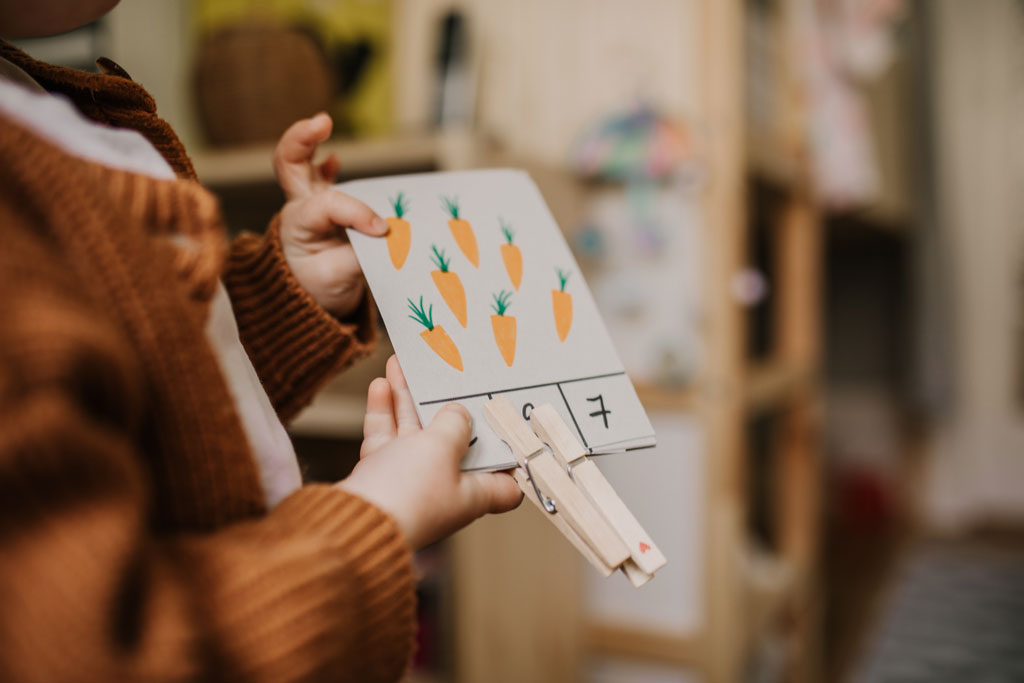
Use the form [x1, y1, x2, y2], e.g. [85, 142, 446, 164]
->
[556, 382, 589, 449]
[418, 371, 626, 405]
[559, 371, 626, 386]
[584, 444, 655, 455]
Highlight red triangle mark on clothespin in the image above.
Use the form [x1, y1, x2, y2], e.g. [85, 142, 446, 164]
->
[639, 542, 651, 554]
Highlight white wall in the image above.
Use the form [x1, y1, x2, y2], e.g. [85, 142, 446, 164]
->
[103, 0, 198, 149]
[585, 414, 705, 635]
[923, 0, 1024, 529]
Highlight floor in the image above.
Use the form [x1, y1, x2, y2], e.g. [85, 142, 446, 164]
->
[850, 540, 1024, 682]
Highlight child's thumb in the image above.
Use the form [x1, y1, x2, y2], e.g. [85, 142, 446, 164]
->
[427, 403, 473, 452]
[464, 471, 523, 514]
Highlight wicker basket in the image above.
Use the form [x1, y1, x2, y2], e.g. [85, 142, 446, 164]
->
[194, 22, 334, 147]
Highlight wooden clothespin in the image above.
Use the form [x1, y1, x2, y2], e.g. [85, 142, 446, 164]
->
[484, 396, 630, 571]
[483, 396, 666, 587]
[529, 405, 667, 587]
[512, 468, 614, 578]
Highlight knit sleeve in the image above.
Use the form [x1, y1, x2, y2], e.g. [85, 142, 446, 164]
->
[0, 275, 415, 682]
[174, 486, 418, 682]
[223, 214, 377, 424]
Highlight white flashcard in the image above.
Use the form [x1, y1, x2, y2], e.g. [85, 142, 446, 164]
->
[340, 169, 655, 470]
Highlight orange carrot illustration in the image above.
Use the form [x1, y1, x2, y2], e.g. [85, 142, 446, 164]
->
[490, 290, 517, 367]
[499, 218, 523, 290]
[429, 245, 467, 327]
[408, 296, 463, 371]
[552, 269, 573, 342]
[441, 196, 479, 267]
[385, 192, 411, 269]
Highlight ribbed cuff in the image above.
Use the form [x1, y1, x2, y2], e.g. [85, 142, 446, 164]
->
[273, 484, 417, 682]
[224, 216, 377, 422]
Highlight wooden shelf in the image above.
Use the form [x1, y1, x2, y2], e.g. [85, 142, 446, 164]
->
[745, 361, 814, 414]
[192, 133, 441, 187]
[741, 544, 801, 652]
[830, 199, 913, 232]
[288, 391, 366, 439]
[746, 124, 811, 195]
[636, 361, 815, 417]
[748, 140, 802, 192]
[635, 382, 698, 413]
[587, 623, 704, 668]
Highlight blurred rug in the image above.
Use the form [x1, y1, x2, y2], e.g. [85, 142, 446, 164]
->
[852, 543, 1024, 682]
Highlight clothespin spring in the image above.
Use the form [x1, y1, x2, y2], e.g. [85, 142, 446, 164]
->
[523, 450, 557, 514]
[564, 452, 587, 483]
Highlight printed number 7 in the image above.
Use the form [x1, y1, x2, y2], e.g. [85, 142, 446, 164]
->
[586, 395, 611, 429]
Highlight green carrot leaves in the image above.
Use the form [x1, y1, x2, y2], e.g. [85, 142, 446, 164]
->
[389, 192, 409, 218]
[491, 290, 513, 316]
[499, 217, 515, 244]
[556, 268, 571, 292]
[430, 245, 451, 272]
[440, 195, 460, 219]
[407, 296, 435, 330]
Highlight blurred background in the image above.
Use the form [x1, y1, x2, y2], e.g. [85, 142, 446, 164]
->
[16, 0, 1024, 680]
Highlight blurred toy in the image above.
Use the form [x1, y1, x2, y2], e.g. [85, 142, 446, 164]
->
[568, 104, 705, 387]
[194, 22, 334, 146]
[795, 0, 906, 208]
[570, 103, 697, 183]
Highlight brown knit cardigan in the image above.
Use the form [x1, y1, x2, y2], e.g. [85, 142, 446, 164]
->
[0, 43, 415, 682]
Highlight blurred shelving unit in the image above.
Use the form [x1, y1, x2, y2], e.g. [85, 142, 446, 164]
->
[737, 0, 825, 678]
[191, 133, 443, 187]
[438, 0, 824, 681]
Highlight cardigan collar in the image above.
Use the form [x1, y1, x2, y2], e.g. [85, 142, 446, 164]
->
[0, 39, 198, 181]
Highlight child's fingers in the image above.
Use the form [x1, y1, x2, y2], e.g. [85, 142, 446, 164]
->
[361, 377, 397, 458]
[277, 112, 331, 165]
[386, 353, 407, 388]
[462, 470, 523, 516]
[386, 355, 422, 434]
[287, 189, 387, 240]
[274, 112, 333, 199]
[318, 153, 340, 183]
[307, 243, 362, 286]
[425, 403, 472, 454]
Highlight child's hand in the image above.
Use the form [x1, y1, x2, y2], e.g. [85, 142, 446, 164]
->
[339, 356, 523, 550]
[273, 113, 388, 317]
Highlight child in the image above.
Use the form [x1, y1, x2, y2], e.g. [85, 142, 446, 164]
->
[0, 2, 521, 681]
